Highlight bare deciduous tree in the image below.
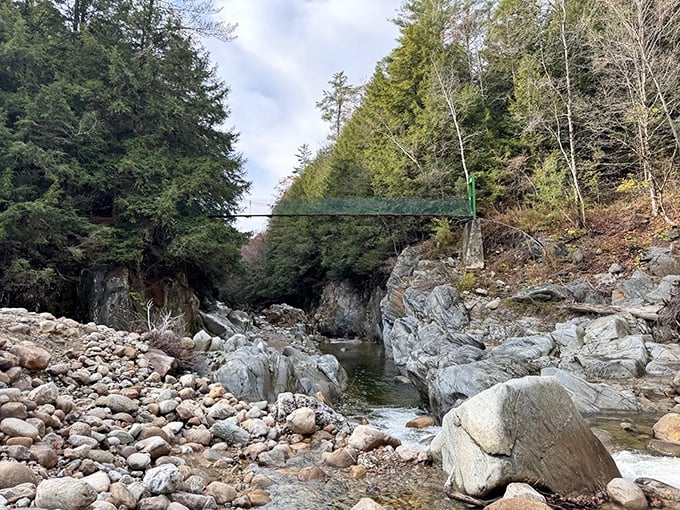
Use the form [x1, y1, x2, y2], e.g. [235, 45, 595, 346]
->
[511, 0, 593, 226]
[594, 0, 680, 223]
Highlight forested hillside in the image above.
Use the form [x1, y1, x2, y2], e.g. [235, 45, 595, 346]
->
[2, 0, 679, 319]
[0, 0, 247, 315]
[249, 0, 680, 308]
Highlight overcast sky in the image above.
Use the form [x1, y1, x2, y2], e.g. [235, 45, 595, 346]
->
[208, 1, 403, 233]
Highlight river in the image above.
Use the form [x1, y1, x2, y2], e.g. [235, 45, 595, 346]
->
[321, 340, 680, 489]
[258, 340, 680, 509]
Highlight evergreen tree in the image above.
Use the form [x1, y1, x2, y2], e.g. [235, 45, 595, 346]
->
[316, 71, 361, 142]
[0, 0, 246, 314]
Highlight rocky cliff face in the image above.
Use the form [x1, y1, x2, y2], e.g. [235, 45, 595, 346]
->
[380, 244, 680, 421]
[313, 280, 384, 340]
[80, 265, 134, 331]
[79, 265, 199, 332]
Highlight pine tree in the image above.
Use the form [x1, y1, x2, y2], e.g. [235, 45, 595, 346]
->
[316, 71, 361, 142]
[0, 0, 247, 313]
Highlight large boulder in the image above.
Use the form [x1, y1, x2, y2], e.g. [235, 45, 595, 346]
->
[426, 357, 534, 421]
[577, 334, 650, 379]
[212, 344, 294, 402]
[612, 270, 656, 306]
[645, 342, 680, 377]
[652, 413, 680, 445]
[575, 315, 650, 379]
[430, 376, 620, 498]
[490, 334, 555, 360]
[551, 319, 587, 362]
[407, 332, 551, 422]
[211, 336, 347, 403]
[275, 393, 351, 434]
[199, 302, 251, 338]
[35, 477, 97, 509]
[640, 247, 680, 278]
[406, 339, 485, 403]
[261, 304, 307, 327]
[199, 310, 238, 338]
[645, 275, 680, 304]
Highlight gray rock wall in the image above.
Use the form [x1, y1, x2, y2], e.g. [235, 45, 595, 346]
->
[313, 280, 381, 339]
[80, 265, 199, 333]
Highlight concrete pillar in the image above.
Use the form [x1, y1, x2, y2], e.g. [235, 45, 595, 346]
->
[462, 219, 484, 270]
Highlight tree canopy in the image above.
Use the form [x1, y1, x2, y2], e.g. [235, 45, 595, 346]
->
[248, 0, 680, 308]
[4, 0, 680, 314]
[0, 0, 247, 315]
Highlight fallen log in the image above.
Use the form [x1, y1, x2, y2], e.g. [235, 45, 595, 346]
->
[563, 303, 660, 321]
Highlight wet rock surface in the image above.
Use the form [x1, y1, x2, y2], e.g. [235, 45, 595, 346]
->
[431, 377, 621, 498]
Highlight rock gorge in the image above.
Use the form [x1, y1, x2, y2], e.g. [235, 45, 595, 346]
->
[1, 239, 680, 508]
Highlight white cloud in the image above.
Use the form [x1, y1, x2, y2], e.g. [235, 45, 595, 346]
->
[210, 0, 402, 232]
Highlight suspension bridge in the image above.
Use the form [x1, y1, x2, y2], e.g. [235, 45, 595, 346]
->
[224, 176, 484, 269]
[231, 176, 477, 219]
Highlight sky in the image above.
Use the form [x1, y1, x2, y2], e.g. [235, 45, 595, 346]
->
[208, 0, 404, 233]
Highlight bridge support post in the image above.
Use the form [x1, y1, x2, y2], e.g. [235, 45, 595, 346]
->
[462, 219, 484, 270]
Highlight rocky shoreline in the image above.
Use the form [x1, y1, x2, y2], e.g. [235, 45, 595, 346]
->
[2, 245, 680, 509]
[0, 308, 449, 510]
[377, 245, 680, 423]
[1, 306, 680, 510]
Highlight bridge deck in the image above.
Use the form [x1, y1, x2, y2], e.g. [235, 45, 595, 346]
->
[230, 197, 472, 218]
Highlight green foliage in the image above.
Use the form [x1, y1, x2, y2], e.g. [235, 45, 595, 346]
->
[532, 153, 569, 218]
[456, 271, 476, 293]
[316, 71, 361, 141]
[616, 175, 643, 194]
[0, 0, 247, 314]
[0, 258, 57, 310]
[431, 218, 455, 253]
[249, 0, 680, 309]
[248, 216, 325, 308]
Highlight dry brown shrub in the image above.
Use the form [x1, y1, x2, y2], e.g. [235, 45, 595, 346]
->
[144, 330, 201, 373]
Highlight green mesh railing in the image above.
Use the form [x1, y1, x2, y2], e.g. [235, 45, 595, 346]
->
[272, 197, 471, 217]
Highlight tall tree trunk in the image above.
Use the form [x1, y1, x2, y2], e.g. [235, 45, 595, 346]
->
[433, 63, 470, 186]
[558, 0, 586, 227]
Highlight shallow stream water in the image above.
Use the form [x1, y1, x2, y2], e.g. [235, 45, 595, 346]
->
[321, 340, 680, 488]
[260, 340, 680, 509]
